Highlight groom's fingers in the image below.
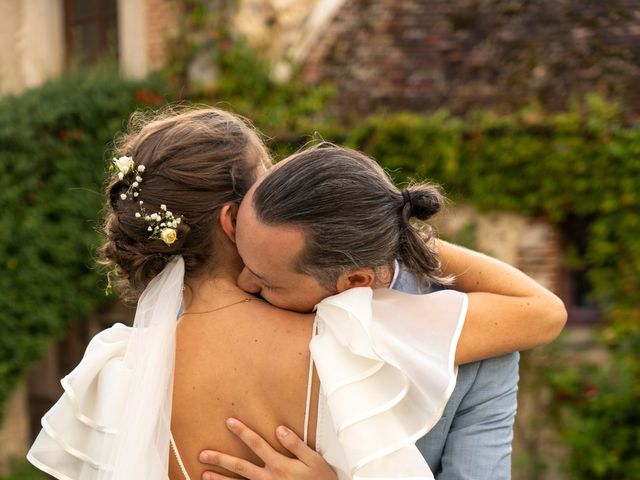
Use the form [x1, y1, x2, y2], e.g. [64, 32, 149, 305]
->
[199, 450, 262, 480]
[201, 470, 244, 480]
[224, 417, 278, 464]
[275, 425, 317, 466]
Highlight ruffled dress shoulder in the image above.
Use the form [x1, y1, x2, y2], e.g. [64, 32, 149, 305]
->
[27, 257, 184, 480]
[311, 287, 468, 480]
[26, 324, 134, 479]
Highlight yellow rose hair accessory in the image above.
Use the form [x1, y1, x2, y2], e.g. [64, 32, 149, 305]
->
[139, 203, 182, 246]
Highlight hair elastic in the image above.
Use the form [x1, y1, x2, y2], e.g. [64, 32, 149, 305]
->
[401, 190, 412, 210]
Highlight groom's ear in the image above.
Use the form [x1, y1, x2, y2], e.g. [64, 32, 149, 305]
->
[219, 203, 239, 243]
[336, 267, 376, 292]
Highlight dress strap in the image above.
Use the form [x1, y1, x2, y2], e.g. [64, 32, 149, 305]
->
[303, 318, 318, 444]
[170, 431, 192, 480]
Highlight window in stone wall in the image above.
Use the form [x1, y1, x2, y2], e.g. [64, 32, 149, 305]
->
[64, 0, 118, 67]
[562, 267, 602, 324]
[561, 216, 602, 325]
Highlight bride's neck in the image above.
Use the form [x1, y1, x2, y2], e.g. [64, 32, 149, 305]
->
[183, 266, 248, 311]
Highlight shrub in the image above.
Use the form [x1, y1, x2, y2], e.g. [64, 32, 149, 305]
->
[291, 97, 640, 313]
[544, 327, 640, 478]
[0, 68, 170, 419]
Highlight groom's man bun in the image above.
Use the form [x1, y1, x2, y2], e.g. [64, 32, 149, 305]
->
[402, 184, 444, 221]
[252, 144, 449, 289]
[101, 107, 271, 298]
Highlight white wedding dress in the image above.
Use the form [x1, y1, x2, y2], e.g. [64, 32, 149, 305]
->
[27, 257, 467, 480]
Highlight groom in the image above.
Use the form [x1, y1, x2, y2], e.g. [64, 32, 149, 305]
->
[234, 232, 518, 478]
[203, 148, 522, 478]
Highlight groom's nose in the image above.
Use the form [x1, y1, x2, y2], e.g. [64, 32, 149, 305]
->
[237, 268, 261, 294]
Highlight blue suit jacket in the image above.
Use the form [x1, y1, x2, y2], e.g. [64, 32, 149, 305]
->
[392, 267, 518, 480]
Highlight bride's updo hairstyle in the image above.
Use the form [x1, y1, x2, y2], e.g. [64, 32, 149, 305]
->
[102, 107, 271, 297]
[252, 144, 449, 288]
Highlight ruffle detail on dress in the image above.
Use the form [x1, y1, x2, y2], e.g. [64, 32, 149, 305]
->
[27, 324, 134, 479]
[311, 287, 467, 480]
[27, 256, 184, 480]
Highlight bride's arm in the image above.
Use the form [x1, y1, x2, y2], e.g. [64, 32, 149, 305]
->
[436, 240, 567, 364]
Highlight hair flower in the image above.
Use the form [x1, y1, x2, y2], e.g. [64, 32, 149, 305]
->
[160, 228, 177, 245]
[110, 154, 182, 246]
[138, 203, 183, 246]
[112, 155, 144, 201]
[113, 156, 134, 175]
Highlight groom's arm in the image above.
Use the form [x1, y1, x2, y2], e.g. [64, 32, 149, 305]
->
[416, 353, 519, 480]
[442, 354, 518, 480]
[394, 265, 519, 479]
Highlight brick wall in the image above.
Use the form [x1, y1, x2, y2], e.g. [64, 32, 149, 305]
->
[433, 205, 562, 294]
[302, 0, 640, 119]
[146, 0, 179, 69]
[516, 220, 562, 293]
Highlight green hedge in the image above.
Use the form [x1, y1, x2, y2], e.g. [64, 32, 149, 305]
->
[285, 96, 640, 313]
[0, 461, 42, 480]
[544, 330, 640, 478]
[0, 69, 170, 417]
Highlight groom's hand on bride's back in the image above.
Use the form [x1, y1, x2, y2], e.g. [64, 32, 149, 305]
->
[199, 418, 337, 480]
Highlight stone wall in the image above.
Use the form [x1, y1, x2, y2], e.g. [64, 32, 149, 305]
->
[433, 204, 573, 480]
[0, 0, 65, 96]
[235, 0, 319, 58]
[118, 0, 178, 79]
[433, 204, 562, 292]
[146, 0, 180, 69]
[0, 0, 176, 94]
[301, 0, 640, 120]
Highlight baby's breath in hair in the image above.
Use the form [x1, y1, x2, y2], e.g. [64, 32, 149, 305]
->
[111, 156, 146, 200]
[139, 203, 182, 246]
[111, 156, 181, 246]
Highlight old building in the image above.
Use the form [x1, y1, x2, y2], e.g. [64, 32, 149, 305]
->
[1, 1, 614, 476]
[0, 0, 178, 95]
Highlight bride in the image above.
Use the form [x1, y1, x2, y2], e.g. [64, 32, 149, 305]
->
[26, 107, 566, 479]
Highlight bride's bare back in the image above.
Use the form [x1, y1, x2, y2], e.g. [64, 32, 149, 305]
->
[170, 299, 318, 479]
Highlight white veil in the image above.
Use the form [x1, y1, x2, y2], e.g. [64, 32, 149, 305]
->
[112, 255, 184, 478]
[27, 256, 184, 479]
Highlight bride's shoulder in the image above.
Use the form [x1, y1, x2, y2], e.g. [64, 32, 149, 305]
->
[251, 300, 313, 323]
